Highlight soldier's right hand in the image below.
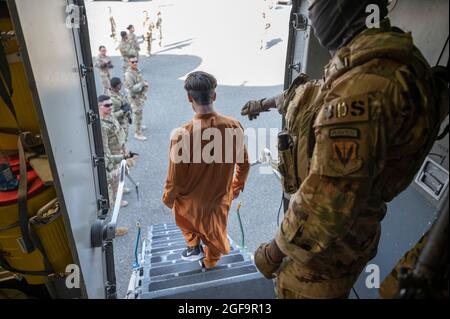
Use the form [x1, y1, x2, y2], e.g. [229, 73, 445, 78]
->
[254, 242, 281, 279]
[241, 99, 266, 121]
[126, 156, 138, 168]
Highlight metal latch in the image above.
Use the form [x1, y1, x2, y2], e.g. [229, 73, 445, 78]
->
[80, 64, 92, 78]
[289, 61, 302, 73]
[97, 196, 109, 211]
[87, 110, 98, 124]
[292, 13, 308, 31]
[93, 156, 104, 167]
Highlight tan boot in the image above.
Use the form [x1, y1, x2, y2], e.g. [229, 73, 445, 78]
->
[123, 187, 131, 195]
[120, 200, 129, 207]
[134, 133, 147, 141]
[115, 227, 128, 236]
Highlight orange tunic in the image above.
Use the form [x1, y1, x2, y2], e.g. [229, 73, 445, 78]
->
[162, 112, 250, 267]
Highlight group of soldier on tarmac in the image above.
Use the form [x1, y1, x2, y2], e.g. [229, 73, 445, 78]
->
[96, 0, 448, 297]
[94, 12, 162, 236]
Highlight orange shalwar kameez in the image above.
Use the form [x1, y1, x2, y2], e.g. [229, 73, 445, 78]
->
[162, 112, 250, 268]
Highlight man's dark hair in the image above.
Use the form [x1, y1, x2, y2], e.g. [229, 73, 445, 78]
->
[110, 77, 121, 88]
[128, 55, 137, 60]
[98, 95, 110, 103]
[127, 24, 134, 30]
[184, 71, 217, 106]
[99, 45, 106, 51]
[120, 31, 127, 38]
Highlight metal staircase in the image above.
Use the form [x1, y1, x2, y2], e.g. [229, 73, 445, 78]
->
[129, 223, 275, 299]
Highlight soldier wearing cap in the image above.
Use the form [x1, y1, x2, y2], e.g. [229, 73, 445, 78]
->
[98, 95, 139, 236]
[124, 56, 149, 141]
[142, 11, 155, 56]
[108, 77, 132, 141]
[117, 31, 137, 74]
[127, 24, 141, 57]
[242, 0, 448, 298]
[156, 11, 163, 47]
[94, 45, 113, 93]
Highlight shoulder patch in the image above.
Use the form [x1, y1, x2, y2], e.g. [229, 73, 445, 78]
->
[329, 141, 364, 175]
[329, 128, 360, 139]
[315, 94, 369, 127]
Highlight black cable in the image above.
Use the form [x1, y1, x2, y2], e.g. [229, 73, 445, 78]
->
[436, 35, 449, 66]
[388, 0, 398, 12]
[352, 287, 360, 299]
[276, 194, 283, 226]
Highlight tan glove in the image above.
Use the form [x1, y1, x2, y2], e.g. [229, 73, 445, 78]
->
[240, 99, 268, 121]
[254, 242, 282, 279]
[126, 155, 138, 168]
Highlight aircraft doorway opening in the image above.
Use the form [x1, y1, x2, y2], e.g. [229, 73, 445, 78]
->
[85, 0, 291, 297]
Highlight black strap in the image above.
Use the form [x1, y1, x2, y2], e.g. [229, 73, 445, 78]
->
[436, 124, 449, 141]
[29, 225, 54, 274]
[0, 127, 20, 135]
[0, 251, 52, 277]
[18, 136, 35, 253]
[0, 42, 17, 121]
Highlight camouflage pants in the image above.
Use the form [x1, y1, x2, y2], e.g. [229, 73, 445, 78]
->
[117, 117, 130, 142]
[379, 232, 430, 299]
[158, 27, 162, 42]
[122, 58, 129, 74]
[106, 168, 120, 208]
[274, 257, 358, 299]
[130, 96, 145, 135]
[180, 228, 223, 269]
[99, 71, 111, 93]
[144, 34, 152, 55]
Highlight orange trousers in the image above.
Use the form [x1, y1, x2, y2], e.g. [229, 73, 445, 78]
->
[180, 228, 223, 268]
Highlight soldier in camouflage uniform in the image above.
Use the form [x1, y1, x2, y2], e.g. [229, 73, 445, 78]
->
[143, 11, 155, 56]
[98, 95, 131, 236]
[108, 77, 132, 141]
[127, 25, 141, 58]
[156, 11, 163, 47]
[241, 0, 448, 299]
[108, 6, 117, 42]
[124, 55, 149, 141]
[117, 31, 137, 74]
[94, 46, 113, 93]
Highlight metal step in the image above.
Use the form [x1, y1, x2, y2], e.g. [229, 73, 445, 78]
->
[148, 250, 242, 268]
[150, 260, 254, 282]
[132, 223, 275, 299]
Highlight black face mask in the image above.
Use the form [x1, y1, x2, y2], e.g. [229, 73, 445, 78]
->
[308, 0, 388, 53]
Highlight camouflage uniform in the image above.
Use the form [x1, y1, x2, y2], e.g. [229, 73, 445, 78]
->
[94, 54, 113, 93]
[156, 16, 162, 46]
[378, 233, 429, 299]
[143, 18, 155, 55]
[273, 19, 447, 299]
[117, 40, 137, 74]
[124, 68, 148, 135]
[101, 114, 126, 205]
[108, 88, 131, 141]
[128, 32, 140, 56]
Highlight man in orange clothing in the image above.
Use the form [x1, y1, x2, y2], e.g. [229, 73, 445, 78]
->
[162, 71, 250, 269]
